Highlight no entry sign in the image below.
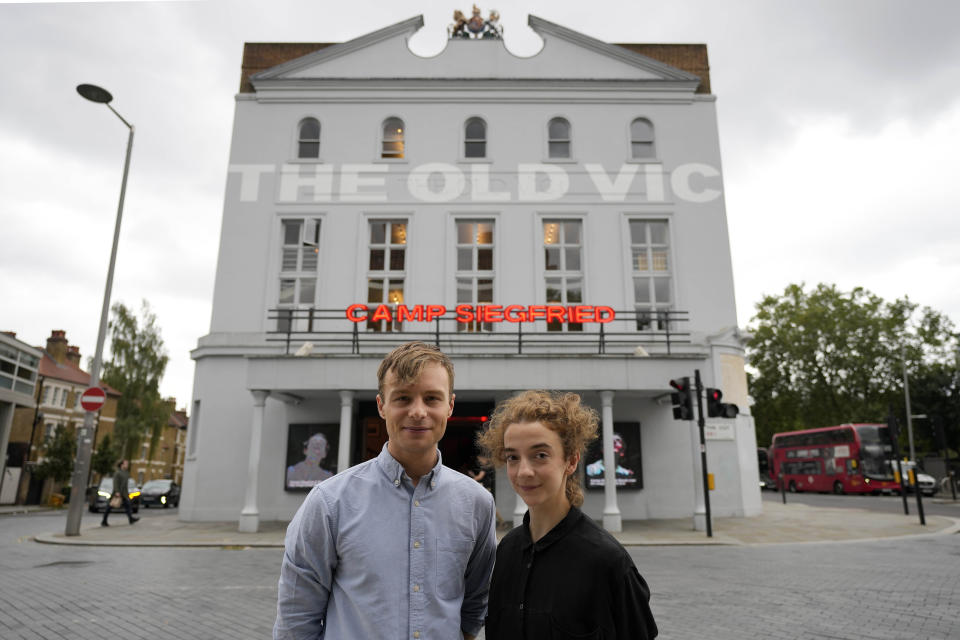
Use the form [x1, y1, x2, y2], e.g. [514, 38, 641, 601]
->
[80, 387, 106, 412]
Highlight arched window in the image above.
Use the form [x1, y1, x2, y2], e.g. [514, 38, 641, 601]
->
[630, 118, 655, 159]
[381, 117, 405, 159]
[547, 117, 571, 159]
[297, 118, 320, 159]
[464, 117, 487, 158]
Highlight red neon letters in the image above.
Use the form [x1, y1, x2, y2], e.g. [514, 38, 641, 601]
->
[345, 304, 615, 324]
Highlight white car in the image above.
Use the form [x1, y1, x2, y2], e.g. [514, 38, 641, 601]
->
[887, 461, 937, 497]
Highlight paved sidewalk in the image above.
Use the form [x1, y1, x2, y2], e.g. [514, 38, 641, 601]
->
[28, 499, 960, 548]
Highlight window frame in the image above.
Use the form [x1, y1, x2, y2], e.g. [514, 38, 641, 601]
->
[541, 217, 585, 332]
[463, 117, 488, 160]
[380, 116, 407, 161]
[366, 219, 409, 332]
[546, 117, 573, 161]
[625, 216, 674, 331]
[275, 216, 323, 332]
[628, 117, 657, 162]
[454, 219, 496, 332]
[295, 117, 321, 160]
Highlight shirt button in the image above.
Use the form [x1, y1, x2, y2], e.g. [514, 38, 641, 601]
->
[413, 584, 420, 592]
[414, 500, 420, 507]
[430, 481, 436, 488]
[413, 541, 421, 548]
[394, 479, 400, 487]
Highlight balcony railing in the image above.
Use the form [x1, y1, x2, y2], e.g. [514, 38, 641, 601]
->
[266, 307, 690, 356]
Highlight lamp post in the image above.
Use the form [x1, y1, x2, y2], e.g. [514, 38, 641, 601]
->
[902, 343, 916, 462]
[65, 84, 134, 536]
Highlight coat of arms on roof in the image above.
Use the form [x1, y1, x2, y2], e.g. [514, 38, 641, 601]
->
[449, 5, 502, 39]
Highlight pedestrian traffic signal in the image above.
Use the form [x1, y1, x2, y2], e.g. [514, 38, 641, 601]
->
[670, 377, 694, 421]
[705, 388, 739, 419]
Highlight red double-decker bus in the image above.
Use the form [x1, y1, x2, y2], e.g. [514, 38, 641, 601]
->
[770, 423, 901, 494]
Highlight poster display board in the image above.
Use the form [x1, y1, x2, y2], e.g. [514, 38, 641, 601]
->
[285, 423, 339, 491]
[584, 422, 643, 490]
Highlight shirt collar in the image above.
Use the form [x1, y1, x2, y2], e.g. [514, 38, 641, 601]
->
[376, 442, 444, 489]
[521, 506, 584, 551]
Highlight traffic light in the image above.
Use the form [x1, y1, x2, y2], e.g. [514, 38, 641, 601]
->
[705, 388, 739, 419]
[670, 377, 694, 421]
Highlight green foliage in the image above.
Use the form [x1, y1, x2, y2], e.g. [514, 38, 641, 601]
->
[907, 362, 960, 457]
[748, 283, 958, 450]
[101, 301, 172, 460]
[91, 433, 120, 478]
[35, 426, 76, 483]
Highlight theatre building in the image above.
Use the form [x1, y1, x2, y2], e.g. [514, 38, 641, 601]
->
[183, 12, 761, 532]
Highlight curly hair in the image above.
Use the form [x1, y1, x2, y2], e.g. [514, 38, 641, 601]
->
[377, 341, 454, 397]
[477, 390, 598, 507]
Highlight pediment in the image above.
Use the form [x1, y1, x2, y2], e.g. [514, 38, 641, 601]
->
[251, 15, 701, 87]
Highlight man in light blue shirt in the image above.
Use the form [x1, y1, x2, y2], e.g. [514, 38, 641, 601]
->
[275, 342, 497, 640]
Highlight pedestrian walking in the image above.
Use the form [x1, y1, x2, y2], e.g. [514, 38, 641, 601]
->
[478, 390, 658, 639]
[274, 341, 497, 640]
[102, 459, 139, 526]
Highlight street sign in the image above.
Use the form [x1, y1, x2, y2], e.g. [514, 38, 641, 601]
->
[80, 387, 106, 412]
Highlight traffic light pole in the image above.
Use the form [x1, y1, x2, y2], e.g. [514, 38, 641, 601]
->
[694, 369, 712, 538]
[888, 408, 909, 517]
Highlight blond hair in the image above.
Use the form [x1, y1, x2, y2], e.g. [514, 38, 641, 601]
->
[376, 341, 455, 397]
[478, 390, 598, 507]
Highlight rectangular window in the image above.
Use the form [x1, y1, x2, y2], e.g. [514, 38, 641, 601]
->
[277, 218, 321, 332]
[456, 220, 494, 332]
[629, 220, 672, 330]
[367, 220, 407, 332]
[543, 220, 583, 331]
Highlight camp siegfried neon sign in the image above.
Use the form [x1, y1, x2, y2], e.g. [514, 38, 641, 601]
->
[346, 304, 615, 325]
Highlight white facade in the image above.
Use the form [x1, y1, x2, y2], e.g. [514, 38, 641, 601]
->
[184, 15, 761, 531]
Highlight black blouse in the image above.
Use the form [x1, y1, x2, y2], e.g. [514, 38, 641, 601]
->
[485, 507, 658, 640]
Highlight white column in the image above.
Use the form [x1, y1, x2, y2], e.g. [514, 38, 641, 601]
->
[337, 390, 354, 474]
[600, 390, 622, 532]
[690, 420, 706, 531]
[239, 390, 269, 533]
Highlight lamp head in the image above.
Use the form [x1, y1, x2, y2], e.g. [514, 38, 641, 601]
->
[76, 84, 113, 104]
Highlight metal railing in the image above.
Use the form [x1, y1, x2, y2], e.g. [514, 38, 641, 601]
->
[265, 307, 690, 356]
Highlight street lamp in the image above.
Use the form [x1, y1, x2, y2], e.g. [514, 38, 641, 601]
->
[65, 84, 135, 536]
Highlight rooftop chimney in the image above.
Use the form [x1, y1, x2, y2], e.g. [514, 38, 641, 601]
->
[46, 330, 68, 364]
[66, 345, 82, 366]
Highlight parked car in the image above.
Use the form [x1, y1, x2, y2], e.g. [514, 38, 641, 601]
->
[88, 477, 140, 513]
[759, 472, 778, 491]
[886, 460, 937, 497]
[140, 479, 180, 508]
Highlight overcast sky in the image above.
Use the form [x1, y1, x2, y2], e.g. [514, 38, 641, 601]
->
[2, 0, 959, 407]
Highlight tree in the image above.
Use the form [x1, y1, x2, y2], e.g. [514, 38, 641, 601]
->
[35, 425, 76, 484]
[907, 362, 960, 458]
[748, 283, 958, 449]
[91, 433, 120, 478]
[101, 301, 172, 460]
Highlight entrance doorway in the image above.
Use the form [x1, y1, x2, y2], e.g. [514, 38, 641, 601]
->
[357, 401, 494, 476]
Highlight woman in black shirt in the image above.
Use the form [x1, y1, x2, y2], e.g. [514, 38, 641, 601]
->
[478, 390, 658, 640]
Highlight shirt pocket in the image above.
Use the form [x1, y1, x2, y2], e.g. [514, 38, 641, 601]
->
[435, 537, 474, 600]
